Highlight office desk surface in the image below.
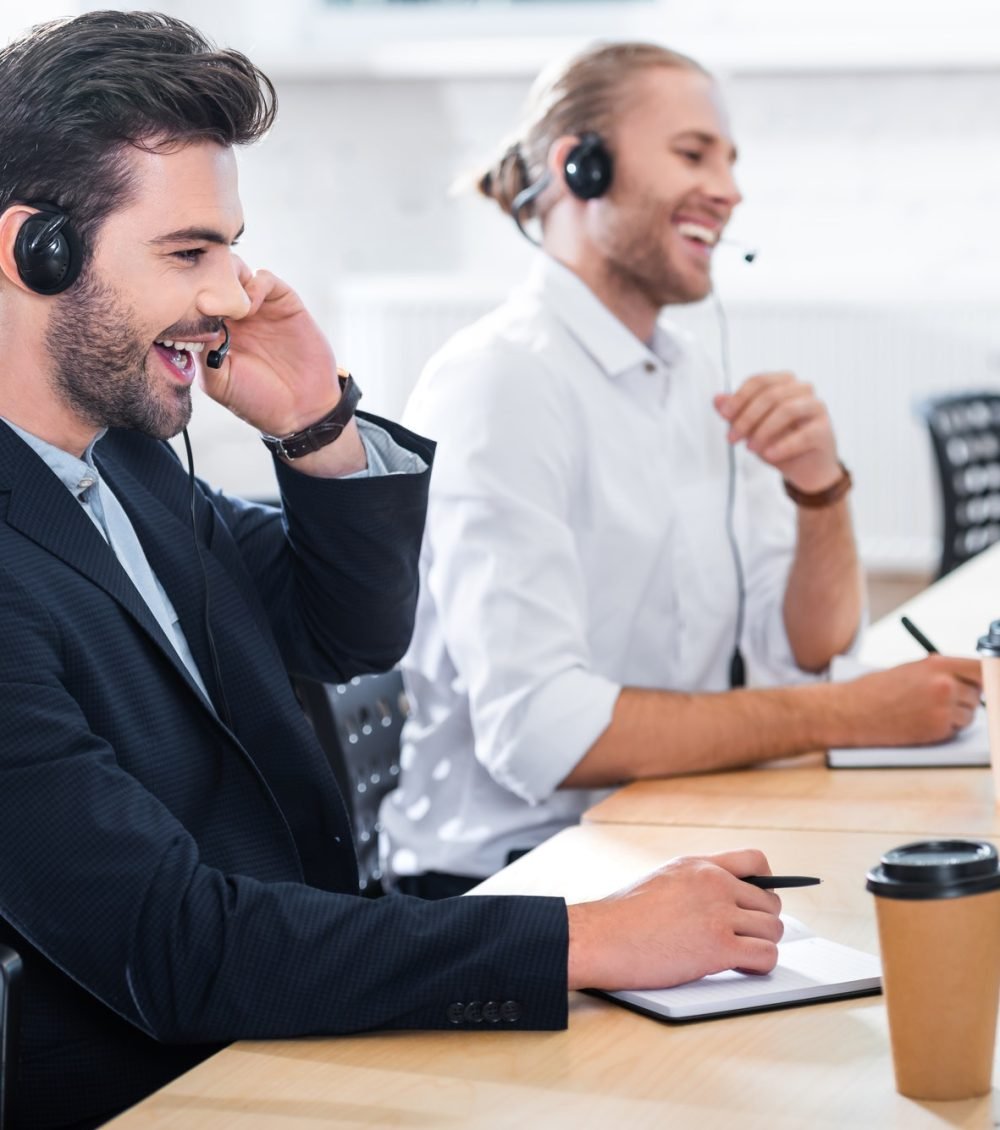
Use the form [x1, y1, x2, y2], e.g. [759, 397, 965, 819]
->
[583, 753, 1000, 833]
[860, 542, 1000, 667]
[108, 823, 1000, 1129]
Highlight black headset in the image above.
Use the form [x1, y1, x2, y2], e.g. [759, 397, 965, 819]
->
[13, 202, 83, 295]
[512, 132, 614, 244]
[562, 132, 614, 200]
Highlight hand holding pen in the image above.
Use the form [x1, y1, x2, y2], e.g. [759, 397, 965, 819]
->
[901, 616, 986, 708]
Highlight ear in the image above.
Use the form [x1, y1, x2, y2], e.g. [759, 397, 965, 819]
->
[0, 205, 44, 294]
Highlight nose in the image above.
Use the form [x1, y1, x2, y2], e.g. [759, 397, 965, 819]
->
[711, 163, 743, 211]
[197, 251, 251, 321]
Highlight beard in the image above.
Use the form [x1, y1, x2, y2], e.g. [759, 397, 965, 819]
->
[45, 271, 193, 441]
[596, 193, 713, 310]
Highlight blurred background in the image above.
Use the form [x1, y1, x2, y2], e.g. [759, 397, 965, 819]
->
[5, 0, 1000, 594]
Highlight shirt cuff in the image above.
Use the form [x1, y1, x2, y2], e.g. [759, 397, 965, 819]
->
[339, 419, 429, 480]
[485, 668, 622, 804]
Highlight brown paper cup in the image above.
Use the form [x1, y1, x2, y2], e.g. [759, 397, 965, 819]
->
[981, 655, 1000, 806]
[874, 887, 1000, 1100]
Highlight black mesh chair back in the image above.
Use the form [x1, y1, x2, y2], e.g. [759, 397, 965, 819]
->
[0, 944, 21, 1130]
[295, 671, 407, 896]
[917, 391, 1000, 577]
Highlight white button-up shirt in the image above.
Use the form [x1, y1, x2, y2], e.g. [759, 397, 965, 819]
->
[381, 256, 821, 881]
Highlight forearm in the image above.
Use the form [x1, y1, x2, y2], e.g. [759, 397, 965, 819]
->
[782, 498, 863, 671]
[560, 681, 853, 788]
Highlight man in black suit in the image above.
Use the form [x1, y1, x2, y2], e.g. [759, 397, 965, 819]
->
[0, 13, 782, 1127]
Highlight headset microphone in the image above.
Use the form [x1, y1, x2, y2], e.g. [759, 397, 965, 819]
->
[719, 238, 758, 264]
[206, 323, 230, 370]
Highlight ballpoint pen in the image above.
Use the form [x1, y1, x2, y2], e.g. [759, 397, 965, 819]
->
[742, 875, 821, 889]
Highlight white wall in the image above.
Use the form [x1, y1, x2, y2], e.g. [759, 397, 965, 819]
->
[9, 2, 1000, 564]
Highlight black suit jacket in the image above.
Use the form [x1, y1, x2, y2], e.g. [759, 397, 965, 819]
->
[0, 418, 568, 1129]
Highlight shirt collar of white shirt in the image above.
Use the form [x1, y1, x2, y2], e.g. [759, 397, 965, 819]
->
[522, 254, 686, 380]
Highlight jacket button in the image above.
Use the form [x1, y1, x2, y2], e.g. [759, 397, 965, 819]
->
[447, 1002, 465, 1024]
[464, 1000, 484, 1023]
[500, 1000, 521, 1023]
[482, 1000, 501, 1023]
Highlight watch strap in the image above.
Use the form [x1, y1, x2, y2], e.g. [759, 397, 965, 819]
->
[783, 461, 853, 509]
[261, 369, 361, 460]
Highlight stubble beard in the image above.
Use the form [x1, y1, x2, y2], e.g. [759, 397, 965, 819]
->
[599, 195, 713, 310]
[45, 271, 192, 441]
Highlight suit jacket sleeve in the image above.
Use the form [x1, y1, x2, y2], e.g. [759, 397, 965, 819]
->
[200, 413, 436, 682]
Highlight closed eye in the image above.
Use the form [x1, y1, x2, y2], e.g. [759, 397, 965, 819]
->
[677, 150, 704, 164]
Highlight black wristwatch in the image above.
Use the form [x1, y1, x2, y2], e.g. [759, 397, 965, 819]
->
[261, 369, 362, 460]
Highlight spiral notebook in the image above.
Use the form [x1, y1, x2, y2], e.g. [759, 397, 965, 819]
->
[605, 915, 881, 1021]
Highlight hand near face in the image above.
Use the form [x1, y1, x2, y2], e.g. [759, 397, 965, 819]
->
[566, 849, 783, 992]
[199, 262, 337, 434]
[199, 263, 367, 475]
[714, 372, 841, 494]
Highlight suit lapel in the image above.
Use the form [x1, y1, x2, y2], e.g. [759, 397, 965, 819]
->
[0, 423, 218, 716]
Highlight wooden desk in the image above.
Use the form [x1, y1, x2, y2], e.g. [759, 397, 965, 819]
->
[584, 754, 1000, 834]
[107, 823, 1000, 1129]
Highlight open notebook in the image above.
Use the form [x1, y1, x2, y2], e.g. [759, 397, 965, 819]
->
[826, 656, 989, 769]
[606, 914, 881, 1021]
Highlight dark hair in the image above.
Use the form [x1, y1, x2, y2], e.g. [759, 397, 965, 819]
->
[478, 41, 706, 221]
[0, 9, 277, 262]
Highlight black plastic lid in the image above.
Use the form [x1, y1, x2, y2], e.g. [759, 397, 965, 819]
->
[866, 839, 1000, 900]
[977, 619, 1000, 657]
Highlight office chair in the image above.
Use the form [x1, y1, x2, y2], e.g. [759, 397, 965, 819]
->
[0, 944, 22, 1130]
[295, 671, 408, 896]
[916, 391, 1000, 577]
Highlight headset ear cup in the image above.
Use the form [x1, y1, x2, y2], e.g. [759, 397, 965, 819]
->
[563, 133, 613, 200]
[14, 206, 83, 295]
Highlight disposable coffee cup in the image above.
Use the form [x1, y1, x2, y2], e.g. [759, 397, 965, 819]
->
[978, 621, 1000, 804]
[867, 840, 1000, 1100]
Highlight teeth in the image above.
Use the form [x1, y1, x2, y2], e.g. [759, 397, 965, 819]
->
[677, 221, 718, 245]
[154, 339, 205, 353]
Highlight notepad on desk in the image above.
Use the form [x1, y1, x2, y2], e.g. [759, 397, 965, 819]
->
[605, 914, 881, 1021]
[826, 656, 989, 769]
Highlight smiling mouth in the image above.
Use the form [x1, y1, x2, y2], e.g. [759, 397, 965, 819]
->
[676, 221, 719, 247]
[153, 338, 205, 379]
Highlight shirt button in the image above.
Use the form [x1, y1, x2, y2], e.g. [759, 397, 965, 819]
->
[643, 361, 656, 374]
[78, 477, 95, 490]
[482, 1000, 501, 1023]
[464, 1001, 484, 1023]
[500, 1000, 521, 1023]
[446, 1002, 465, 1025]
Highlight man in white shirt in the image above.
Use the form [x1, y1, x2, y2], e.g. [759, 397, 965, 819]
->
[381, 41, 981, 897]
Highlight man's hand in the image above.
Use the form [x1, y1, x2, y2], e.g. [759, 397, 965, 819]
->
[714, 372, 840, 494]
[566, 849, 782, 992]
[833, 655, 983, 747]
[199, 263, 366, 475]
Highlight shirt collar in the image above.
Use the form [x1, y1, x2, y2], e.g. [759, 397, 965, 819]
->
[523, 254, 685, 379]
[1, 416, 107, 497]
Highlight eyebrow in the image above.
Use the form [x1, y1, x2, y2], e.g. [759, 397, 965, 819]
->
[149, 223, 245, 246]
[674, 131, 739, 163]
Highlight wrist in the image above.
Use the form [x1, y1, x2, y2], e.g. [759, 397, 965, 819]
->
[784, 461, 852, 509]
[261, 370, 361, 461]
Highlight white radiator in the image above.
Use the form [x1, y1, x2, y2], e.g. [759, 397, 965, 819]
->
[335, 275, 1000, 572]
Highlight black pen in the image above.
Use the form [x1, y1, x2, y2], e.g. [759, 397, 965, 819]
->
[901, 615, 938, 654]
[742, 875, 821, 889]
[901, 615, 986, 707]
